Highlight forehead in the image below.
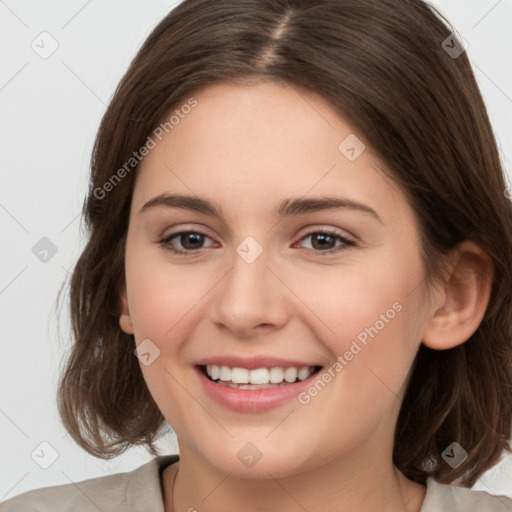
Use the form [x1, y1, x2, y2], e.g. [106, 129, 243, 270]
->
[132, 81, 412, 227]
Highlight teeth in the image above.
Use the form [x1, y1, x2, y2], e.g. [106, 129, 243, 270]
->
[249, 368, 270, 384]
[231, 367, 249, 384]
[204, 364, 315, 385]
[297, 367, 311, 381]
[269, 367, 284, 383]
[284, 367, 298, 383]
[219, 365, 231, 382]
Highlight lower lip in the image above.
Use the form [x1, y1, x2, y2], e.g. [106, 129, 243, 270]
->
[195, 367, 319, 412]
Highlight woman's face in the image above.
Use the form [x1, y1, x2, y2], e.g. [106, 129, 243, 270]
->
[121, 81, 434, 478]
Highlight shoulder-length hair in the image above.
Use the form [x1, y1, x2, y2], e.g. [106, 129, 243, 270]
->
[57, 0, 512, 486]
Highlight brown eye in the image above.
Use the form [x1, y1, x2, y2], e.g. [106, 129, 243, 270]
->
[177, 232, 205, 250]
[159, 231, 215, 255]
[296, 230, 355, 254]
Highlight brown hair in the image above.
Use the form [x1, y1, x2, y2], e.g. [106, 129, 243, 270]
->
[57, 0, 512, 486]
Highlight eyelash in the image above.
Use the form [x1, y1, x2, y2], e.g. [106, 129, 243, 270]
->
[157, 228, 356, 256]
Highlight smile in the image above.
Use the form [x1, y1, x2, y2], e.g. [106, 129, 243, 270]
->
[201, 364, 319, 389]
[195, 361, 323, 412]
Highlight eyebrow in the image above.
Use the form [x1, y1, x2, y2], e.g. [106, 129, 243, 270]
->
[140, 193, 382, 223]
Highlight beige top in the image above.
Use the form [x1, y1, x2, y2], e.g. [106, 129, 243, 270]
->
[1, 454, 511, 511]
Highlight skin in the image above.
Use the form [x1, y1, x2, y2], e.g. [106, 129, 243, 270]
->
[119, 81, 493, 512]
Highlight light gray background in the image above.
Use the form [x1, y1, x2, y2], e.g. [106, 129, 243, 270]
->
[1, 0, 511, 502]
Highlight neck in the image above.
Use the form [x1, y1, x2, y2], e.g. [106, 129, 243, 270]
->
[163, 443, 426, 512]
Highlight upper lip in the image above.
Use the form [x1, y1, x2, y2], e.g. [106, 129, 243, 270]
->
[195, 355, 322, 370]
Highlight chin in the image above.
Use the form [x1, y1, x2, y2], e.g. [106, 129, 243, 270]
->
[193, 438, 319, 480]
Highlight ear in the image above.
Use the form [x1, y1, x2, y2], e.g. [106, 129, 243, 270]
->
[422, 240, 493, 350]
[119, 283, 134, 335]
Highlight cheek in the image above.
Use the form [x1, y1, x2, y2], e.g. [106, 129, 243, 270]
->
[124, 244, 211, 425]
[125, 242, 214, 341]
[295, 252, 423, 354]
[292, 249, 426, 410]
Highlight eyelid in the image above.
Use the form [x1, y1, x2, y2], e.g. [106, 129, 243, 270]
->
[295, 224, 356, 243]
[157, 224, 357, 256]
[158, 224, 356, 242]
[292, 227, 356, 255]
[158, 228, 215, 250]
[158, 223, 213, 239]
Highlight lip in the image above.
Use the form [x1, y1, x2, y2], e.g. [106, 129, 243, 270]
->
[195, 355, 320, 370]
[194, 364, 322, 413]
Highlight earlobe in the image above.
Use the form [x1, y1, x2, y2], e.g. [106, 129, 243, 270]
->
[119, 285, 134, 335]
[422, 241, 493, 351]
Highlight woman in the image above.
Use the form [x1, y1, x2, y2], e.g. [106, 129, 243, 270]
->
[2, 0, 511, 510]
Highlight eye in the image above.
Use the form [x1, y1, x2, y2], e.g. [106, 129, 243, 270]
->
[294, 229, 356, 254]
[158, 228, 356, 256]
[158, 230, 216, 255]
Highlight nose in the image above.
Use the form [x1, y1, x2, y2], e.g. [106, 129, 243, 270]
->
[211, 245, 290, 339]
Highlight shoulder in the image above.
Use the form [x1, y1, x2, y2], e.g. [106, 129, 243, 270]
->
[0, 455, 178, 512]
[421, 477, 512, 512]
